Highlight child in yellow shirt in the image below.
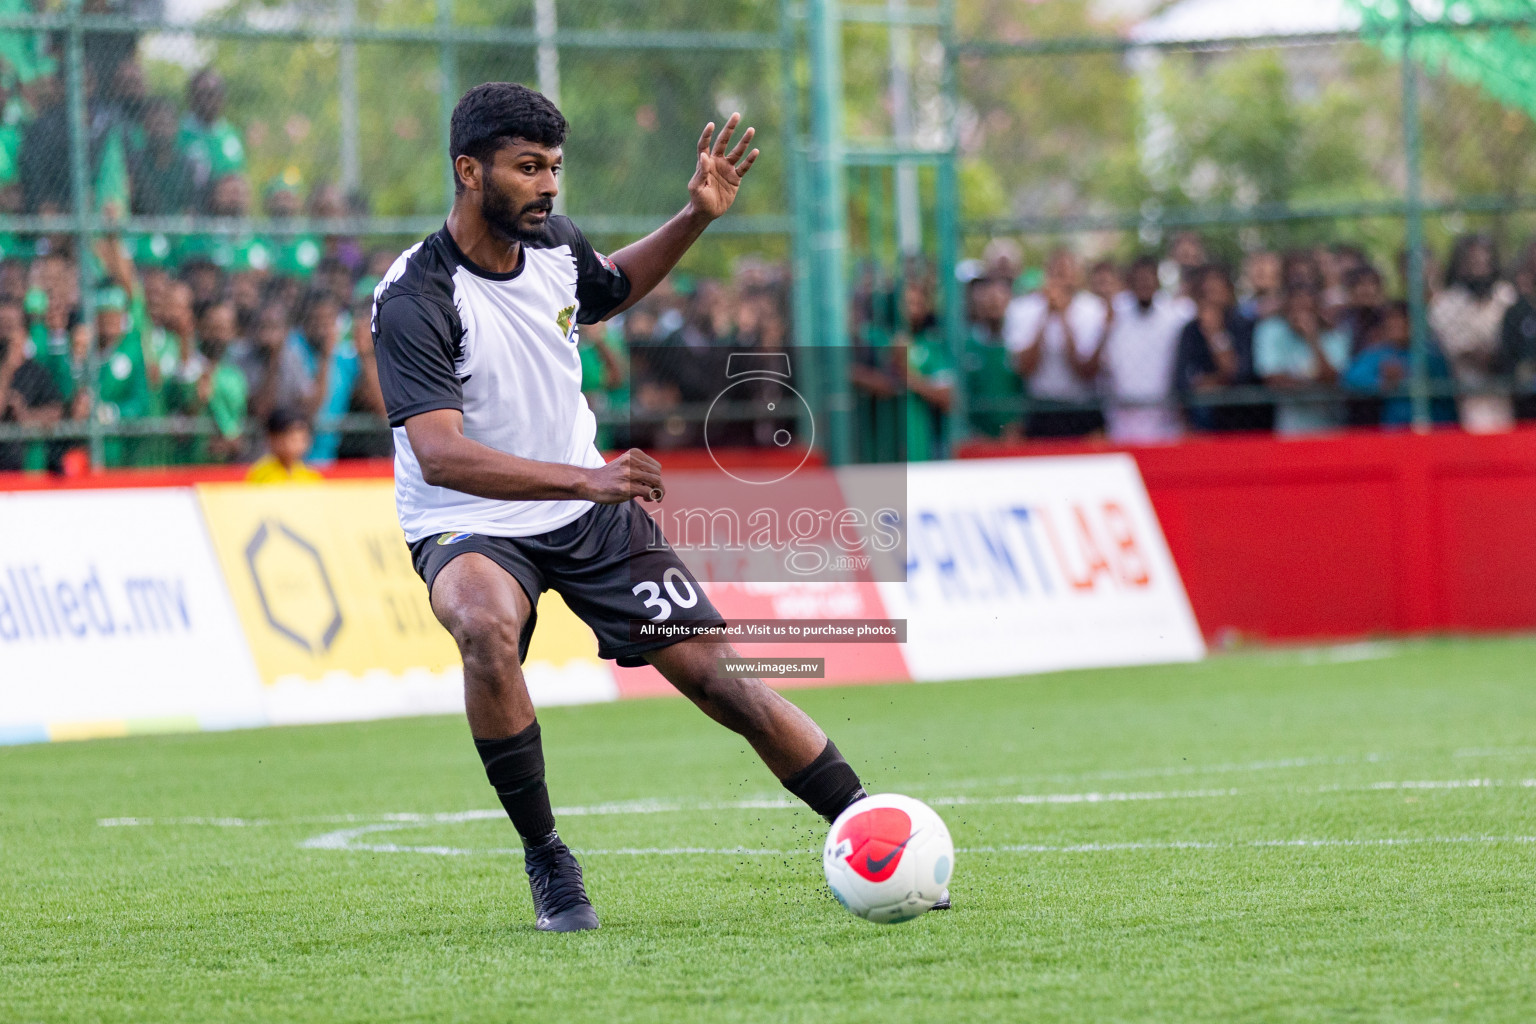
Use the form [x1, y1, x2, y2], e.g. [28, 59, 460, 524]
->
[246, 408, 324, 483]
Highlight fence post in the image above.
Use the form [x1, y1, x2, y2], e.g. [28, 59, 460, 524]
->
[65, 0, 100, 467]
[807, 0, 852, 465]
[779, 0, 819, 452]
[535, 0, 563, 216]
[937, 0, 964, 457]
[1400, 8, 1431, 431]
[437, 0, 458, 208]
[339, 0, 361, 194]
[888, 0, 921, 257]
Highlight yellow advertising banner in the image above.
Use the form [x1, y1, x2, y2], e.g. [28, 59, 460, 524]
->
[197, 481, 459, 685]
[195, 481, 605, 690]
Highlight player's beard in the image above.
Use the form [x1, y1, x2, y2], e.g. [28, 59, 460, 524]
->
[482, 178, 554, 246]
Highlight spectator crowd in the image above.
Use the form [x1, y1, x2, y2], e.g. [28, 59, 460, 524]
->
[0, 1, 400, 472]
[554, 230, 1536, 464]
[921, 231, 1536, 451]
[0, 7, 1533, 469]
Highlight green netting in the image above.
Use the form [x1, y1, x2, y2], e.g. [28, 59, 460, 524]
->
[1351, 0, 1536, 119]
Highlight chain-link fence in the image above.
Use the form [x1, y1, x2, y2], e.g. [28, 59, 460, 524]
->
[942, 1, 1536, 449]
[3, 0, 1536, 472]
[0, 0, 796, 472]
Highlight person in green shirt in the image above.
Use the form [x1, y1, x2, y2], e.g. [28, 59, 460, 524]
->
[261, 169, 322, 279]
[165, 298, 247, 464]
[178, 68, 245, 192]
[30, 284, 154, 468]
[127, 97, 200, 219]
[87, 285, 175, 467]
[98, 236, 193, 463]
[27, 285, 78, 402]
[0, 0, 50, 92]
[578, 318, 628, 450]
[896, 274, 956, 463]
[0, 112, 23, 217]
[962, 273, 1023, 440]
[856, 272, 955, 463]
[174, 173, 277, 274]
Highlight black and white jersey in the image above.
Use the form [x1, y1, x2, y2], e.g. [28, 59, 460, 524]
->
[372, 217, 631, 541]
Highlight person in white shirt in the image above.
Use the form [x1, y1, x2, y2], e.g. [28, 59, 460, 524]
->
[1002, 248, 1106, 438]
[1430, 234, 1517, 433]
[1101, 255, 1188, 444]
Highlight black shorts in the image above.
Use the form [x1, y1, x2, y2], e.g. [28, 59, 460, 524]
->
[409, 500, 725, 667]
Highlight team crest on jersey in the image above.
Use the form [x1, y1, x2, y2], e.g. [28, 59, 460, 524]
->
[596, 252, 618, 274]
[555, 303, 577, 340]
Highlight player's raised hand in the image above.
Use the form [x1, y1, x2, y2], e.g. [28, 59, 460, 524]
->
[581, 447, 666, 504]
[688, 113, 759, 220]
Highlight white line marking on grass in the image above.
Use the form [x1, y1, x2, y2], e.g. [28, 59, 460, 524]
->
[288, 789, 1245, 857]
[97, 814, 400, 828]
[298, 822, 793, 857]
[930, 788, 1240, 807]
[102, 775, 1536, 833]
[1455, 746, 1536, 759]
[98, 787, 1237, 832]
[101, 783, 1536, 860]
[964, 836, 1536, 854]
[1259, 641, 1403, 666]
[301, 824, 1536, 859]
[912, 753, 1388, 792]
[1369, 778, 1495, 790]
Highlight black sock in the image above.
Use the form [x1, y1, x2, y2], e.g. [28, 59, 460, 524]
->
[782, 739, 867, 822]
[474, 721, 557, 845]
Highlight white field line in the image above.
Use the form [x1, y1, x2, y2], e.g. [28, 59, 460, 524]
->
[1255, 641, 1404, 666]
[1455, 745, 1536, 759]
[91, 778, 1536, 858]
[968, 835, 1536, 854]
[909, 753, 1389, 793]
[96, 777, 1535, 831]
[930, 788, 1239, 806]
[300, 829, 1536, 859]
[97, 787, 1242, 830]
[298, 823, 796, 858]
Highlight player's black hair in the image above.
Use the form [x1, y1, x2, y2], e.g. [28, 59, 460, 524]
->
[449, 82, 568, 194]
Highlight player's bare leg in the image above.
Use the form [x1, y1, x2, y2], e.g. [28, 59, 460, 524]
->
[430, 554, 600, 933]
[645, 637, 950, 909]
[431, 554, 536, 737]
[645, 638, 869, 818]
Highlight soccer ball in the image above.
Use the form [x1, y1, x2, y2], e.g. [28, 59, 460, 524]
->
[822, 793, 953, 924]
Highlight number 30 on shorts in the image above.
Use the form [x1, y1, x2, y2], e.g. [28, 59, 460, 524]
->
[631, 568, 699, 621]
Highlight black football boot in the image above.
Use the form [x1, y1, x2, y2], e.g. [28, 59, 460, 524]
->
[524, 832, 600, 932]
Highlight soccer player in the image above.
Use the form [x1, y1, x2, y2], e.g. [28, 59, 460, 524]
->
[371, 83, 872, 932]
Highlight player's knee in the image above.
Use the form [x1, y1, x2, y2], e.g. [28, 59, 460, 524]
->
[444, 602, 524, 668]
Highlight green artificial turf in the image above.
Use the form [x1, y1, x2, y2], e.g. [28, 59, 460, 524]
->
[4, 636, 1536, 1023]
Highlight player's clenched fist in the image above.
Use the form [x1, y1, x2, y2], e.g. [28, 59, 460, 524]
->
[580, 448, 665, 503]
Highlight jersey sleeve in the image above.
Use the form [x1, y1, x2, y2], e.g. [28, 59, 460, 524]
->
[550, 216, 632, 325]
[372, 294, 463, 427]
